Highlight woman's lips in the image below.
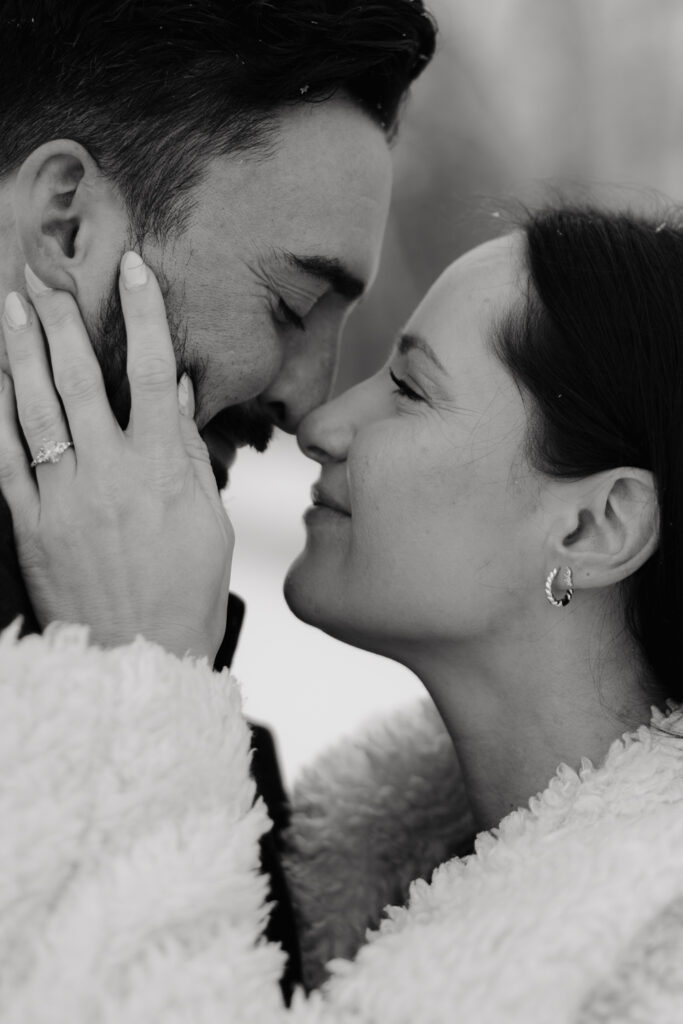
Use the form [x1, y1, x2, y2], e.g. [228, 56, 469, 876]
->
[310, 484, 351, 516]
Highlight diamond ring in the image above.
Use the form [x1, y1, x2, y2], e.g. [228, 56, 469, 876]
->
[30, 439, 74, 468]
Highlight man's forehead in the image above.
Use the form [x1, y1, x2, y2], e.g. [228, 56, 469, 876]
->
[198, 100, 392, 289]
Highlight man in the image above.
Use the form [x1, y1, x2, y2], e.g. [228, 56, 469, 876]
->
[0, 0, 436, 1000]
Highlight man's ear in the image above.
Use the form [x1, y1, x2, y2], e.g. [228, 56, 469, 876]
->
[549, 468, 659, 589]
[14, 139, 127, 297]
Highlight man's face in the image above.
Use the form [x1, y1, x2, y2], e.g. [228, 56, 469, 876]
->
[100, 96, 392, 485]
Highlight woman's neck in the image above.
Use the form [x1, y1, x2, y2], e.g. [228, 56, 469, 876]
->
[404, 597, 662, 834]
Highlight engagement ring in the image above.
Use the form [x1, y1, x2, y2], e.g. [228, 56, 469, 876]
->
[30, 439, 74, 468]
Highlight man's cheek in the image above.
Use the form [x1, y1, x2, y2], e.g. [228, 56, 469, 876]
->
[189, 315, 282, 427]
[216, 334, 283, 403]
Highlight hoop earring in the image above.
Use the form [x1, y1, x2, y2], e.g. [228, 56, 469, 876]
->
[545, 566, 574, 607]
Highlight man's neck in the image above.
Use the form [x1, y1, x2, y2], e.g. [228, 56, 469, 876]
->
[0, 494, 39, 636]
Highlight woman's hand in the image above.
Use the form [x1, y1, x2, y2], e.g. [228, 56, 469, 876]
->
[0, 252, 234, 661]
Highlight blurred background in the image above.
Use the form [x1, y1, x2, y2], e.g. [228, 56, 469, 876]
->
[226, 0, 683, 786]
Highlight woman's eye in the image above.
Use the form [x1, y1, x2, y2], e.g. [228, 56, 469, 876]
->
[277, 297, 306, 332]
[389, 368, 423, 403]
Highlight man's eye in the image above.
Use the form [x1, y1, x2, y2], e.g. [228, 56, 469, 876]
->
[389, 368, 423, 403]
[278, 298, 306, 332]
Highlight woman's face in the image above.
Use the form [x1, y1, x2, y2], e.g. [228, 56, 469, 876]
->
[285, 232, 548, 656]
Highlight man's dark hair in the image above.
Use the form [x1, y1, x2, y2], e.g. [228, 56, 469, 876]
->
[0, 0, 437, 239]
[0, 0, 436, 638]
[494, 205, 683, 699]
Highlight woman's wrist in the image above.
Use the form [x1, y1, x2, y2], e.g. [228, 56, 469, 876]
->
[76, 619, 217, 662]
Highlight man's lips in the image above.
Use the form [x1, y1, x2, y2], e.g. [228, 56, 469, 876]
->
[202, 402, 274, 455]
[194, 398, 272, 493]
[310, 484, 351, 516]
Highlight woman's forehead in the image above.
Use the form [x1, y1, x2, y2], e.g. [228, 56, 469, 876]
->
[407, 232, 526, 365]
[442, 232, 524, 303]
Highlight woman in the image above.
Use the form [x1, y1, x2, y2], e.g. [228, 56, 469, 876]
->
[1, 206, 683, 1022]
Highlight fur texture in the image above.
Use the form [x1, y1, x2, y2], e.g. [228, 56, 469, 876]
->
[3, 623, 683, 1023]
[0, 621, 285, 1023]
[283, 700, 475, 988]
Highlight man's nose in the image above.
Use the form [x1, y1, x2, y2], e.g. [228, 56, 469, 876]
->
[259, 333, 338, 434]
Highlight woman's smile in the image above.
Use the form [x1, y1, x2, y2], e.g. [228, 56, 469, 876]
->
[309, 483, 351, 517]
[287, 233, 532, 654]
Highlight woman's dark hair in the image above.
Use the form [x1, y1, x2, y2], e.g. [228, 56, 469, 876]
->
[494, 205, 683, 697]
[0, 0, 436, 238]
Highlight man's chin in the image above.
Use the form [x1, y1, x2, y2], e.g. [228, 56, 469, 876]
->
[202, 427, 236, 490]
[207, 449, 230, 491]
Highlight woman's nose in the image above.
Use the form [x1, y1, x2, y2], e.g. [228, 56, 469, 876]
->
[297, 387, 359, 464]
[298, 374, 384, 463]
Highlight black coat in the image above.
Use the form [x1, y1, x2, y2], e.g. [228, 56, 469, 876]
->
[201, 594, 304, 1003]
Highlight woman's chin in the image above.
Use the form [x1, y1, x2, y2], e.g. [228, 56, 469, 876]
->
[284, 554, 354, 640]
[283, 556, 399, 659]
[284, 554, 331, 627]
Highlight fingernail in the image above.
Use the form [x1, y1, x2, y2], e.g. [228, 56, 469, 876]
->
[177, 373, 195, 417]
[24, 265, 52, 295]
[4, 292, 29, 329]
[121, 251, 147, 290]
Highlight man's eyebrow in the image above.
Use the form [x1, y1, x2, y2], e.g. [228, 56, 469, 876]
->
[280, 250, 366, 301]
[397, 331, 448, 374]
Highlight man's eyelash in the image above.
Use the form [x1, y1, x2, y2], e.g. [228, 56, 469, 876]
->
[389, 368, 423, 402]
[278, 298, 306, 332]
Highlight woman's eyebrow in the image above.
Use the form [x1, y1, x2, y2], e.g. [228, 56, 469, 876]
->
[397, 331, 448, 374]
[277, 249, 366, 300]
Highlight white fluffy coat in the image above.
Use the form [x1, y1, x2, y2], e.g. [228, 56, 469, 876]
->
[2, 623, 683, 1023]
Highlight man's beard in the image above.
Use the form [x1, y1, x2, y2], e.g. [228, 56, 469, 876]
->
[92, 273, 274, 489]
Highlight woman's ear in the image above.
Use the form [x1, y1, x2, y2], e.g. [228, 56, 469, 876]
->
[551, 468, 659, 588]
[13, 139, 127, 296]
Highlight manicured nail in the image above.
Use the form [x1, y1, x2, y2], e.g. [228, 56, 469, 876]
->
[177, 373, 195, 417]
[24, 265, 52, 295]
[121, 251, 147, 290]
[4, 292, 29, 329]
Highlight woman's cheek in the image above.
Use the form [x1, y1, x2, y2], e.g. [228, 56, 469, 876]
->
[348, 425, 396, 517]
[349, 446, 413, 572]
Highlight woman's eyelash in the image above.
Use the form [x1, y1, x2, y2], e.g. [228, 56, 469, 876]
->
[389, 368, 423, 402]
[278, 298, 306, 332]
